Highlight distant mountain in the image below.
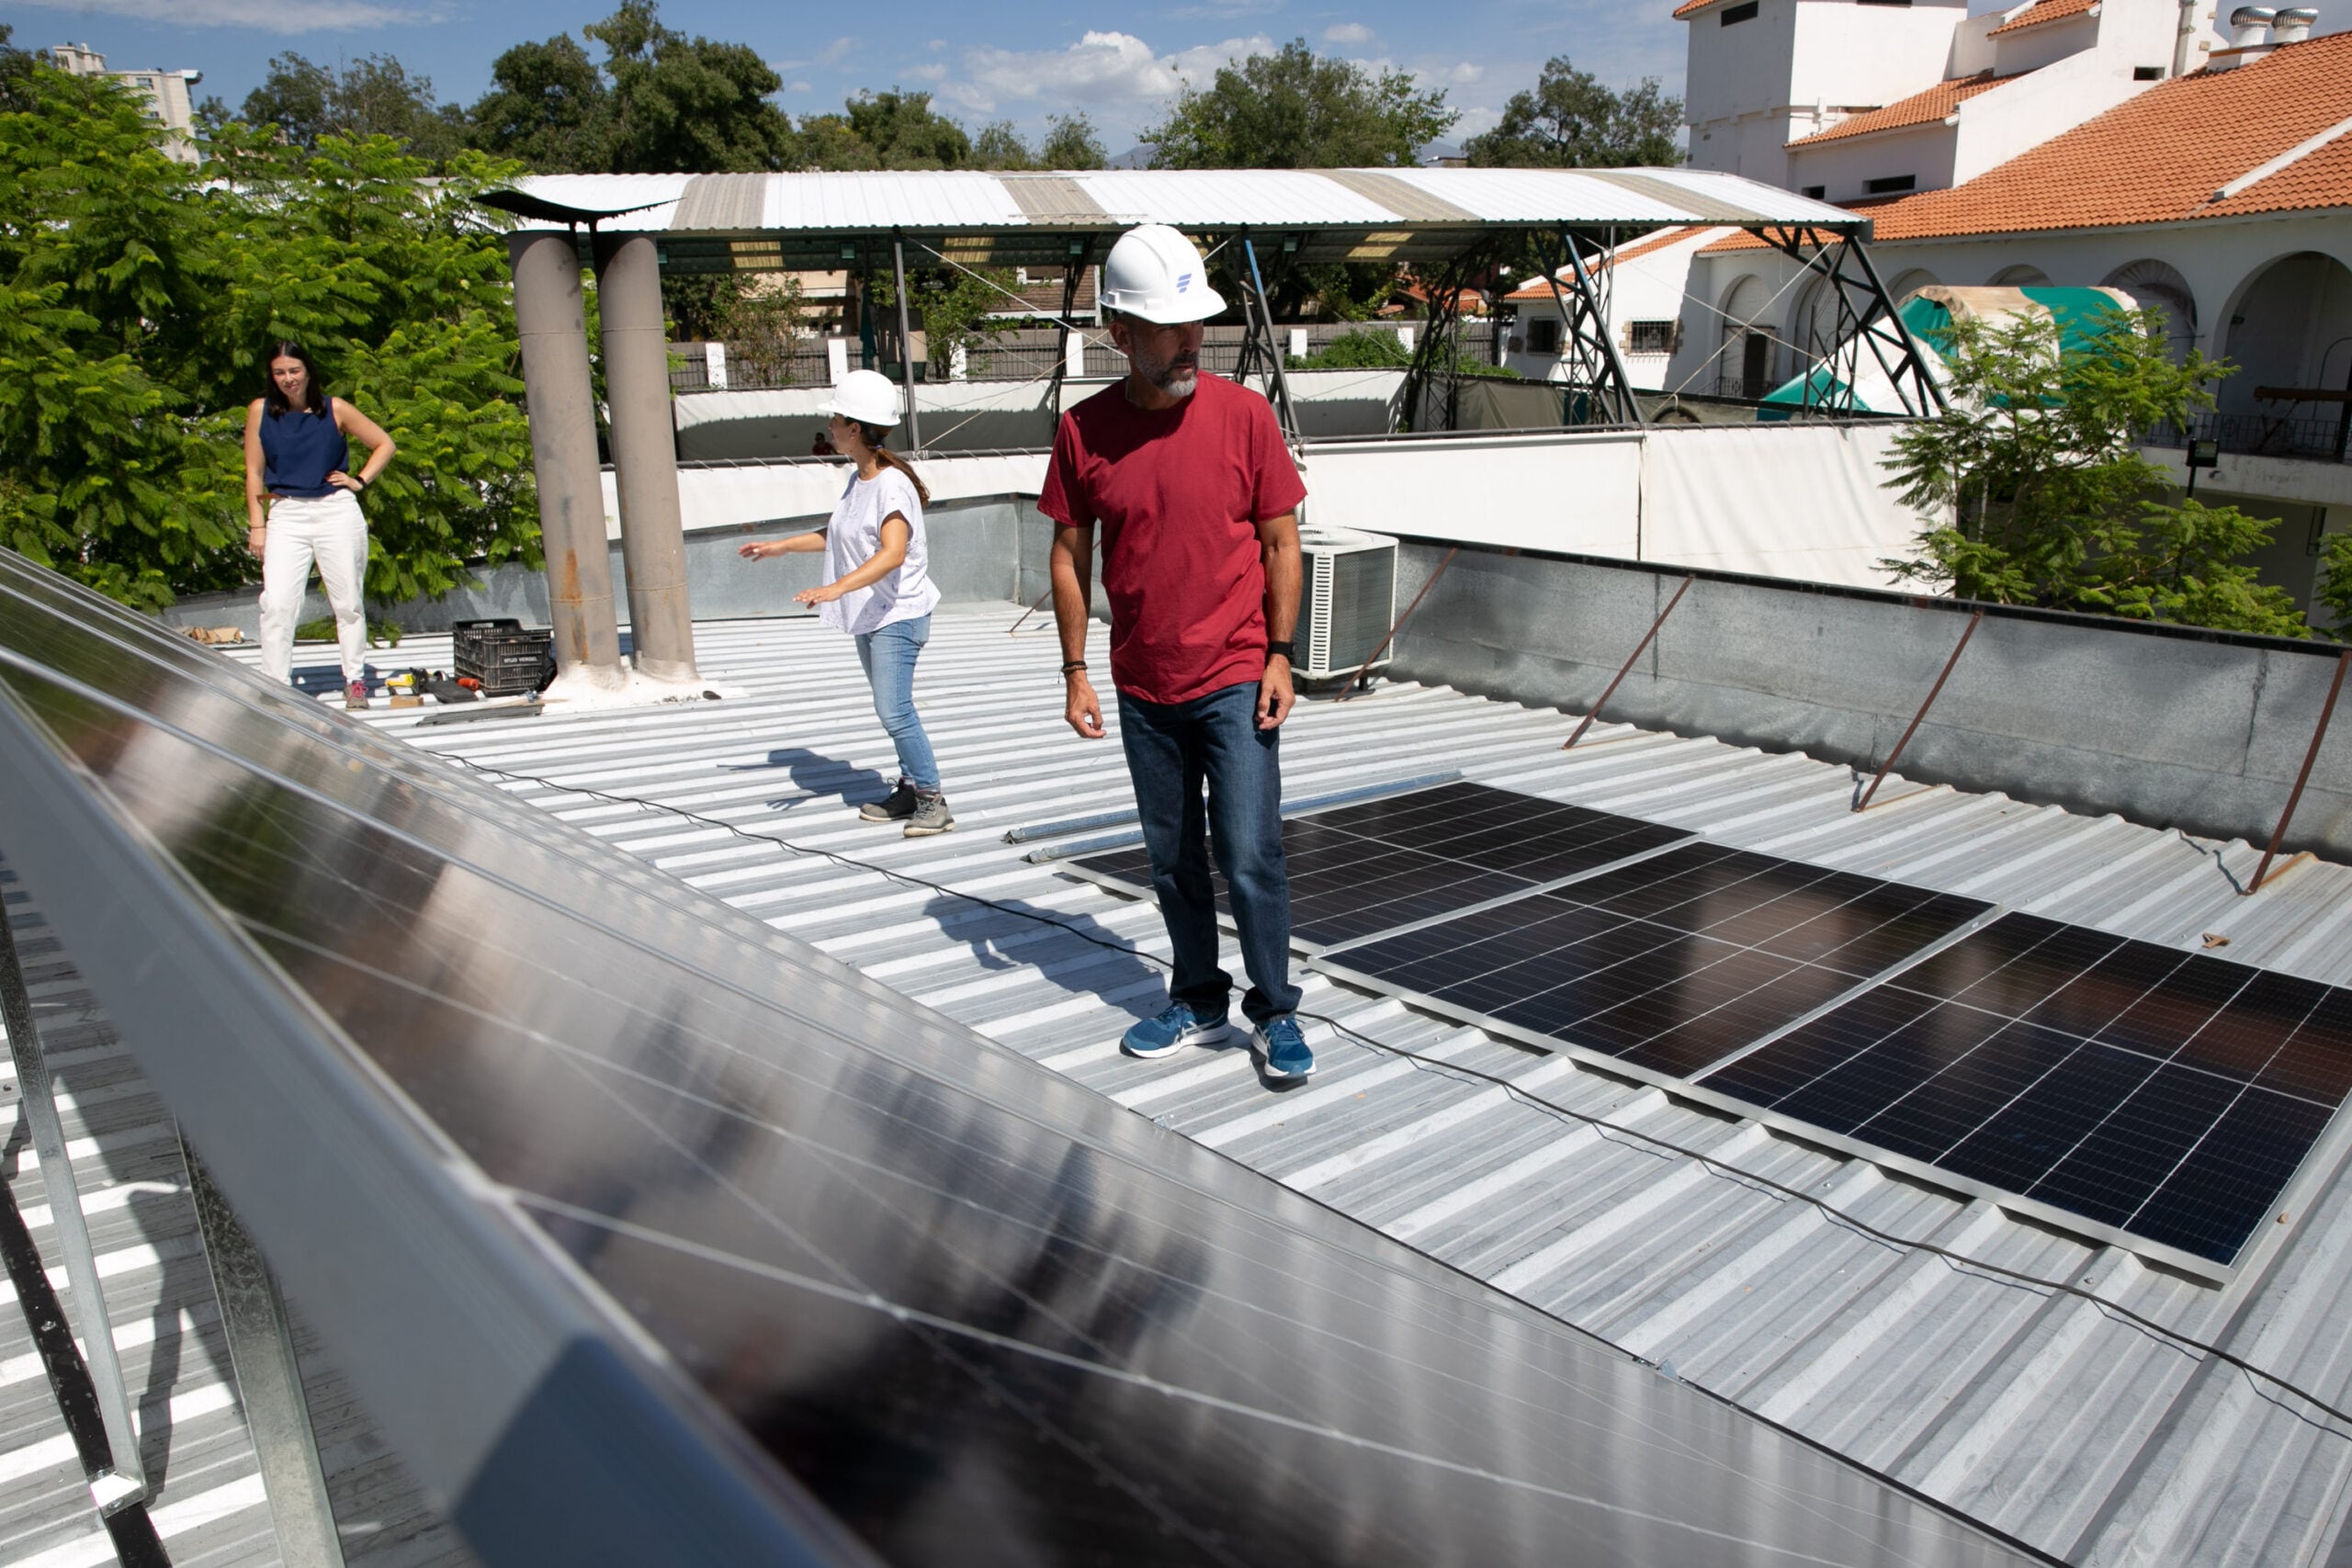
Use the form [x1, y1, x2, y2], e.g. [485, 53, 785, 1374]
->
[1105, 144, 1152, 170]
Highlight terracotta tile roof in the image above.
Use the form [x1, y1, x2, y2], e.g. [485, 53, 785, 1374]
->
[1863, 33, 2352, 239]
[1695, 198, 1906, 253]
[1786, 72, 2013, 148]
[1987, 0, 2099, 37]
[1500, 224, 1715, 298]
[1672, 0, 1723, 18]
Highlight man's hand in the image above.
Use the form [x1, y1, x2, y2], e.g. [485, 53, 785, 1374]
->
[246, 525, 266, 558]
[1065, 671, 1106, 739]
[1257, 656, 1295, 730]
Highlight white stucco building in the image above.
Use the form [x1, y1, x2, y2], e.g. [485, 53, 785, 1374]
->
[50, 42, 203, 164]
[1658, 20, 2352, 615]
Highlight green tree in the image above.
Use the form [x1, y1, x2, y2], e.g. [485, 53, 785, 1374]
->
[0, 43, 539, 611]
[1465, 57, 1683, 168]
[2315, 533, 2352, 636]
[1882, 309, 2309, 636]
[1290, 329, 1409, 369]
[234, 51, 464, 160]
[1142, 39, 1456, 169]
[586, 0, 796, 173]
[971, 121, 1031, 170]
[1038, 112, 1107, 170]
[865, 265, 1019, 377]
[466, 1, 795, 174]
[464, 35, 611, 172]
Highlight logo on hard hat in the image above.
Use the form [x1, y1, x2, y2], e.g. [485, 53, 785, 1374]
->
[1177, 272, 1193, 292]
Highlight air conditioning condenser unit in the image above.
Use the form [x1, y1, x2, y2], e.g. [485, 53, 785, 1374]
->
[1295, 526, 1398, 682]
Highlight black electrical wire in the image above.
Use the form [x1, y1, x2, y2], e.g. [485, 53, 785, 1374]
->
[445, 751, 2352, 1442]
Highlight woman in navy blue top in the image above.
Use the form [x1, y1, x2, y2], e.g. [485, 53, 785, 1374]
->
[243, 343, 395, 708]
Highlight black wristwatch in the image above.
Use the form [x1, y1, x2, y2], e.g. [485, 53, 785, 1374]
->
[1266, 640, 1295, 662]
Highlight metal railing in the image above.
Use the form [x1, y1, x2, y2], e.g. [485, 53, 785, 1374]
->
[667, 321, 1439, 394]
[2148, 411, 2352, 465]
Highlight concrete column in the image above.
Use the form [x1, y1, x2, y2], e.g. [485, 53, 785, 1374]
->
[508, 231, 626, 688]
[593, 232, 700, 685]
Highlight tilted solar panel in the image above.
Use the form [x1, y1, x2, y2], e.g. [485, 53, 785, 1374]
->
[0, 552, 2043, 1565]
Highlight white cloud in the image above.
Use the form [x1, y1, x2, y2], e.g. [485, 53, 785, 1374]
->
[902, 62, 950, 83]
[13, 0, 418, 27]
[776, 36, 856, 71]
[1322, 21, 1374, 42]
[939, 29, 1274, 119]
[786, 80, 813, 94]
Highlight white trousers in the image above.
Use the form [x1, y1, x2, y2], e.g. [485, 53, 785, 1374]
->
[258, 491, 369, 684]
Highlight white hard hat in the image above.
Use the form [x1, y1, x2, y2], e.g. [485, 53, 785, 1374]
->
[1100, 224, 1226, 324]
[827, 368, 902, 427]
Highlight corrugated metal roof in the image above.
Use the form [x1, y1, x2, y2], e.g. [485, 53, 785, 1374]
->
[219, 605, 2352, 1565]
[485, 166, 1866, 236]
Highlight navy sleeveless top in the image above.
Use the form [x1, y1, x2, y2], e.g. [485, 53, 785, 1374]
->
[259, 398, 349, 499]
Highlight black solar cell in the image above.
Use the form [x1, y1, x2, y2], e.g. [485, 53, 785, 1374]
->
[1701, 912, 2352, 1268]
[1319, 847, 1990, 1081]
[1061, 780, 1693, 951]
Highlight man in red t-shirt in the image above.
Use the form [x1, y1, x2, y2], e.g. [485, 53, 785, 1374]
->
[1039, 224, 1315, 1081]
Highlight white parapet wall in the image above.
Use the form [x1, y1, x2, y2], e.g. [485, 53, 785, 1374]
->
[636, 418, 1926, 592]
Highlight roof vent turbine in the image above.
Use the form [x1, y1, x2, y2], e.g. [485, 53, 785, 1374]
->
[2270, 5, 2317, 39]
[2211, 4, 2277, 66]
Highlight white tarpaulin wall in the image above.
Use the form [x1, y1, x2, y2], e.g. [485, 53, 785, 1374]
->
[1638, 423, 1915, 586]
[644, 420, 1923, 590]
[1297, 432, 1645, 558]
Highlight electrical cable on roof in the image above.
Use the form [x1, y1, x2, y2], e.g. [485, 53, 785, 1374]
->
[442, 751, 2352, 1446]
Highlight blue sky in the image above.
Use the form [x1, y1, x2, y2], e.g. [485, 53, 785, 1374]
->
[8, 0, 1692, 153]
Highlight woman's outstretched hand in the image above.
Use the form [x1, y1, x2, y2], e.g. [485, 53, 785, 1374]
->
[737, 540, 774, 560]
[794, 582, 845, 605]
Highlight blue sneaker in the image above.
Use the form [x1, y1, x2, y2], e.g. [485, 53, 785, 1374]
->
[1252, 1015, 1315, 1080]
[1122, 1001, 1231, 1059]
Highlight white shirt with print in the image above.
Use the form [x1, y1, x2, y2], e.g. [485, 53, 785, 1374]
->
[820, 467, 940, 636]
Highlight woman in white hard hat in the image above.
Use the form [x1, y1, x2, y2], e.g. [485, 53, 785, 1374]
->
[739, 369, 953, 835]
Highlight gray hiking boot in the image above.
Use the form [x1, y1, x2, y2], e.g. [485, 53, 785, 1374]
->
[903, 791, 956, 838]
[859, 778, 919, 823]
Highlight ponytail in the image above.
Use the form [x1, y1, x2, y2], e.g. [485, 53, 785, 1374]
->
[854, 420, 931, 506]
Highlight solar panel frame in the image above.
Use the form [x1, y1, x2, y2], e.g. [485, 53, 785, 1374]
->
[1057, 780, 1701, 953]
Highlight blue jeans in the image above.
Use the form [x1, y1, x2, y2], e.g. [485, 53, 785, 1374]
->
[1117, 680, 1299, 1027]
[854, 615, 941, 792]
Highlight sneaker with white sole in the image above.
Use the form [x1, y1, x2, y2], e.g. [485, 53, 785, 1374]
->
[345, 680, 369, 711]
[1252, 1015, 1315, 1080]
[859, 779, 918, 823]
[1121, 1001, 1231, 1059]
[903, 791, 955, 837]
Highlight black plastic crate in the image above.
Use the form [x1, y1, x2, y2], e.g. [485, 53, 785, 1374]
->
[452, 619, 554, 696]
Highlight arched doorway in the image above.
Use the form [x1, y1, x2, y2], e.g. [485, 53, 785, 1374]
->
[1987, 264, 2051, 287]
[1718, 274, 1773, 397]
[2217, 251, 2352, 457]
[2102, 258, 2199, 360]
[1885, 267, 1942, 303]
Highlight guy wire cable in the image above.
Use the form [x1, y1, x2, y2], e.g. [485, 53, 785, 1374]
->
[438, 750, 2352, 1444]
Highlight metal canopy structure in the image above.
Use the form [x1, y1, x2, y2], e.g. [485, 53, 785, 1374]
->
[479, 167, 1921, 437]
[0, 555, 2055, 1565]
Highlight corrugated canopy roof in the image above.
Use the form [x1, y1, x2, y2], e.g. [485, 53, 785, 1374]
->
[479, 166, 1868, 272]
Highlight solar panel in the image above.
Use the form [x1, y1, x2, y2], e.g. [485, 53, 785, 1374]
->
[1317, 842, 1993, 1079]
[1699, 912, 2352, 1271]
[1062, 781, 1694, 951]
[0, 551, 2047, 1566]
